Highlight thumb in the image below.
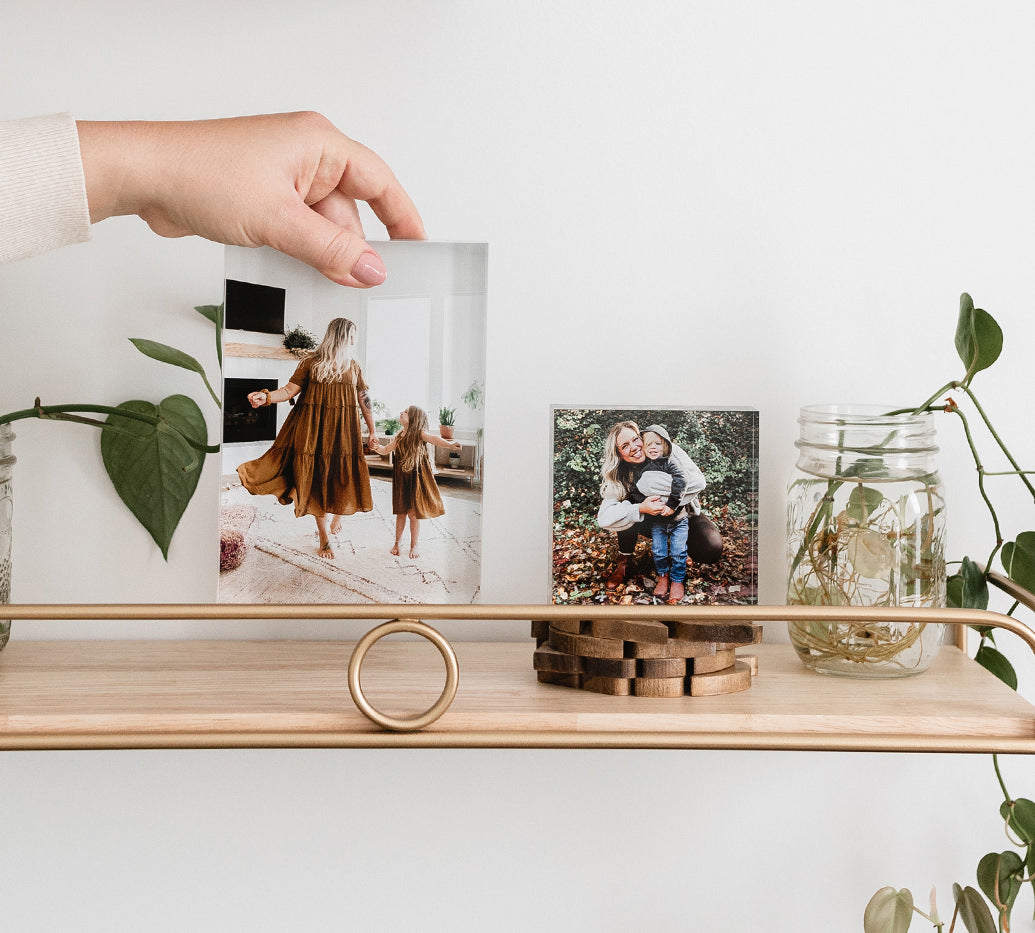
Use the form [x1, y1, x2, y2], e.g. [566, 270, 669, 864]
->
[270, 201, 387, 287]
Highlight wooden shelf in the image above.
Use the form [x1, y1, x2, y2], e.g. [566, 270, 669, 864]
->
[365, 451, 392, 473]
[433, 440, 477, 486]
[224, 342, 306, 361]
[1, 640, 1033, 751]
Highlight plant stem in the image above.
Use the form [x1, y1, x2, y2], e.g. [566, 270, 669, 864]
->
[0, 403, 218, 454]
[994, 754, 1012, 803]
[916, 381, 960, 413]
[943, 406, 1005, 572]
[200, 374, 221, 409]
[957, 384, 1035, 502]
[910, 905, 944, 931]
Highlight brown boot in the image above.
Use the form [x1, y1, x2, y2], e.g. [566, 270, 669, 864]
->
[653, 573, 669, 599]
[666, 580, 685, 605]
[605, 558, 629, 591]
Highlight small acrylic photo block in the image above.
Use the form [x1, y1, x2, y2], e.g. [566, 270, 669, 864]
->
[219, 242, 487, 605]
[550, 406, 758, 606]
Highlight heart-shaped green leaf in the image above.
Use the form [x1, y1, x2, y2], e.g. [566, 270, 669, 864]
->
[864, 887, 914, 933]
[100, 395, 208, 560]
[977, 851, 1022, 912]
[957, 556, 990, 610]
[953, 884, 996, 933]
[847, 484, 884, 523]
[1000, 797, 1035, 845]
[947, 573, 963, 608]
[129, 338, 220, 408]
[954, 293, 1003, 385]
[194, 303, 224, 368]
[975, 645, 1018, 690]
[1001, 532, 1035, 594]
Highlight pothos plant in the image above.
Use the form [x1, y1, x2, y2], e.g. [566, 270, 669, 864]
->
[0, 303, 222, 559]
[863, 294, 1035, 932]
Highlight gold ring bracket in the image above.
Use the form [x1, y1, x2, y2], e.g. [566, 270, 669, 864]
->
[347, 619, 459, 732]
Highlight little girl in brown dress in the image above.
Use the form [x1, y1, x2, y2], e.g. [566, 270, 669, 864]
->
[373, 405, 461, 558]
[238, 318, 379, 559]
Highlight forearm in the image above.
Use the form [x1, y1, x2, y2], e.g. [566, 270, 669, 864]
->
[76, 120, 160, 224]
[597, 498, 643, 532]
[256, 382, 299, 406]
[358, 390, 377, 434]
[425, 432, 460, 449]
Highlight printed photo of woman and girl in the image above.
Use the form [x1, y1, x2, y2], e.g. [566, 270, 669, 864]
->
[551, 407, 759, 606]
[237, 320, 462, 561]
[219, 242, 486, 606]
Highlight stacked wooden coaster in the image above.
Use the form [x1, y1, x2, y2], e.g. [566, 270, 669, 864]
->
[530, 617, 761, 697]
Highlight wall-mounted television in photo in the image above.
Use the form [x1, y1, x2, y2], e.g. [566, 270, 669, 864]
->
[224, 279, 286, 334]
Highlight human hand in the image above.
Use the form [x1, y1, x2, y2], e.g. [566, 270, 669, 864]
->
[76, 112, 425, 287]
[246, 390, 268, 409]
[452, 441, 462, 451]
[639, 496, 666, 516]
[659, 505, 675, 517]
[367, 435, 381, 452]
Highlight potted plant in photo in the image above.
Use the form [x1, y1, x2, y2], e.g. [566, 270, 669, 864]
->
[448, 447, 462, 469]
[371, 399, 401, 438]
[438, 405, 456, 439]
[282, 324, 316, 357]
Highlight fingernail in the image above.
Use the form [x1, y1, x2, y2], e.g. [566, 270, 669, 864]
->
[351, 251, 387, 286]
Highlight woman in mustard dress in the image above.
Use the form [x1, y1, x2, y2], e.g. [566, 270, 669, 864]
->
[238, 317, 379, 559]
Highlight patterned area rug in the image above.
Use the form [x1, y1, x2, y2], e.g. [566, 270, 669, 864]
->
[218, 475, 481, 605]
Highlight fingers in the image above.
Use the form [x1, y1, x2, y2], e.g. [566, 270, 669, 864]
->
[365, 182, 426, 240]
[271, 200, 387, 287]
[334, 139, 426, 241]
[311, 189, 365, 236]
[83, 112, 425, 287]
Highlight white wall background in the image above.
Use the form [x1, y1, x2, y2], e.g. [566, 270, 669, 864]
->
[2, 1, 1035, 929]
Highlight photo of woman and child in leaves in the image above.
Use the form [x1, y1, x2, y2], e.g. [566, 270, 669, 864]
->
[551, 407, 759, 606]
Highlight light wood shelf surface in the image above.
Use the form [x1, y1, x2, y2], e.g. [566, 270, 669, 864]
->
[0, 640, 1033, 752]
[224, 342, 304, 361]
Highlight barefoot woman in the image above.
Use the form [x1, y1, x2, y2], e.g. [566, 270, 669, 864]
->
[597, 420, 723, 602]
[238, 317, 378, 558]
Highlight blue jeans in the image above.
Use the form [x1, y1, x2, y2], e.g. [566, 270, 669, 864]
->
[650, 516, 689, 583]
[616, 513, 723, 566]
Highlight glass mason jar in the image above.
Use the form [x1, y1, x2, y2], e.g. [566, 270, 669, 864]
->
[786, 405, 946, 678]
[0, 424, 13, 650]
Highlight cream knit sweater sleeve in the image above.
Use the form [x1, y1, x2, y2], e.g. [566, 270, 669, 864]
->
[0, 113, 91, 264]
